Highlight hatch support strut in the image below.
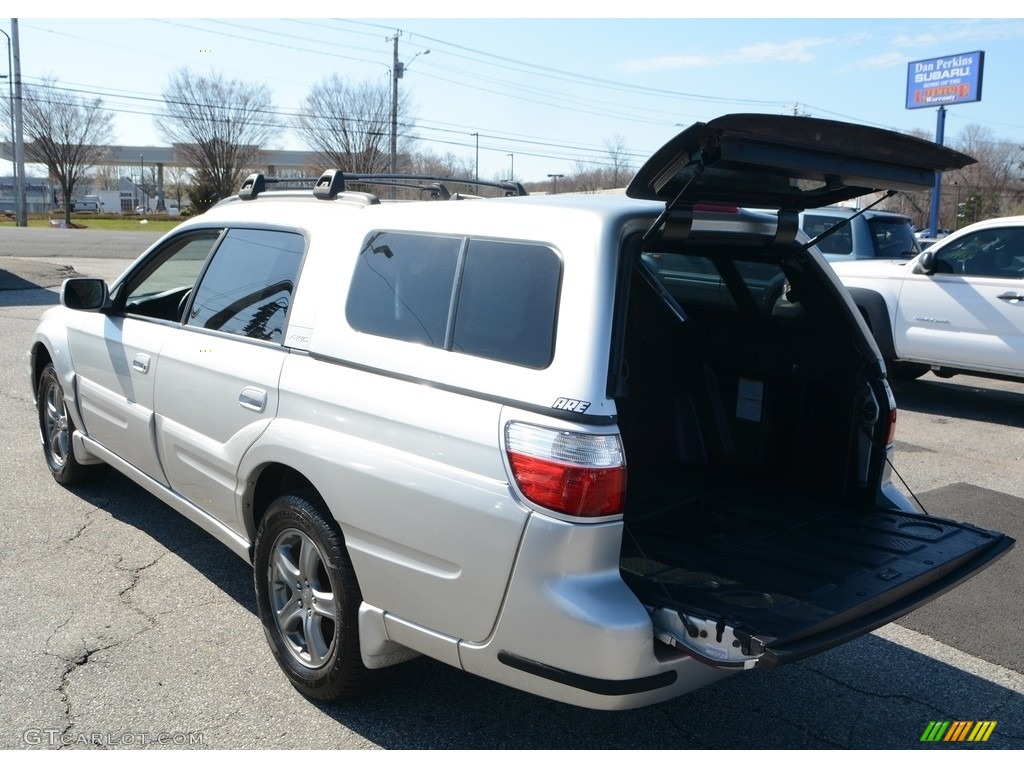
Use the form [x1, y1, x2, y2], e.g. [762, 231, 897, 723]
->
[640, 164, 706, 250]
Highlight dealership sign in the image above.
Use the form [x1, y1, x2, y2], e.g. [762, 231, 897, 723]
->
[906, 51, 984, 109]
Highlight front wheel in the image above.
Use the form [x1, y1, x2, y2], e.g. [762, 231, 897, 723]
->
[253, 493, 378, 701]
[37, 363, 106, 486]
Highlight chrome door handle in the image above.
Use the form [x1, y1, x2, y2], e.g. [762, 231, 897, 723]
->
[239, 387, 267, 413]
[997, 292, 1023, 303]
[132, 353, 150, 373]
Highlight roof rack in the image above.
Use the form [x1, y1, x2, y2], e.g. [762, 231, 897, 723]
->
[236, 170, 528, 202]
[339, 173, 528, 199]
[237, 171, 378, 204]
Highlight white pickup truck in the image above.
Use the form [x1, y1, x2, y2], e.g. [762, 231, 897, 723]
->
[830, 215, 1024, 381]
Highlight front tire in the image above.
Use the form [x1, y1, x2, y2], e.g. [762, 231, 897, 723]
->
[37, 363, 106, 486]
[253, 493, 378, 701]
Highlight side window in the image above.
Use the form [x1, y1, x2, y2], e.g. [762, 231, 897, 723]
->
[346, 233, 462, 347]
[186, 229, 305, 342]
[452, 240, 561, 368]
[123, 231, 222, 321]
[346, 232, 562, 368]
[937, 228, 1024, 278]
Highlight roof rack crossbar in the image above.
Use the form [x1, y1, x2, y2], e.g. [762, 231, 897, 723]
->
[236, 171, 528, 201]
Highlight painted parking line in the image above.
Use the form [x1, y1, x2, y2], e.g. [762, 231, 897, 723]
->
[875, 622, 1024, 695]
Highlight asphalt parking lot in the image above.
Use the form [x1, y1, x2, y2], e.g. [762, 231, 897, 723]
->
[1, 228, 1022, 750]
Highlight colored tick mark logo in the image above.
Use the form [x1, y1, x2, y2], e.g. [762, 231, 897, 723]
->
[920, 721, 996, 743]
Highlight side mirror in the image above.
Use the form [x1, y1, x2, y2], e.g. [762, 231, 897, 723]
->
[915, 251, 936, 275]
[61, 277, 110, 311]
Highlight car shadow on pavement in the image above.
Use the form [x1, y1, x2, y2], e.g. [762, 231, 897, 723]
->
[892, 376, 1024, 430]
[65, 469, 257, 614]
[0, 281, 61, 308]
[60, 470, 1024, 750]
[312, 630, 1024, 749]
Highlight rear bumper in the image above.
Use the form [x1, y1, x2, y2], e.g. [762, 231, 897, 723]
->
[457, 513, 737, 710]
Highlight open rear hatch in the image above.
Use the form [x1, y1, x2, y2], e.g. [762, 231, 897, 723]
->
[626, 113, 975, 210]
[621, 483, 1012, 669]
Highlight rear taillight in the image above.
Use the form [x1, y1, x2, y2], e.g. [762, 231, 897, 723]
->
[883, 380, 898, 445]
[504, 422, 626, 517]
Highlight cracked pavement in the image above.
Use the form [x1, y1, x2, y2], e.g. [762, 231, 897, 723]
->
[2, 232, 1023, 750]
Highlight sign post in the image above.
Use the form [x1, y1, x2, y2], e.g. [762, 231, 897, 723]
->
[905, 51, 984, 236]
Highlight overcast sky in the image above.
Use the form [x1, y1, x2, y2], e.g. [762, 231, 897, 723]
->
[2, 5, 1022, 182]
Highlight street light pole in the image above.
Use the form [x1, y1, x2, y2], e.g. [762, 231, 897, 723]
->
[11, 18, 25, 226]
[507, 153, 514, 181]
[139, 154, 144, 212]
[0, 27, 16, 220]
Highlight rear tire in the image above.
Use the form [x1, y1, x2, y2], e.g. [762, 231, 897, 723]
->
[253, 493, 378, 701]
[37, 364, 107, 486]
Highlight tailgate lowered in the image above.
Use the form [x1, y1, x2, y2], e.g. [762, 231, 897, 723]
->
[626, 507, 1013, 668]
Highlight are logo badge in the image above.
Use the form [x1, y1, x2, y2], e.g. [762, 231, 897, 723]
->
[920, 721, 996, 743]
[551, 397, 590, 414]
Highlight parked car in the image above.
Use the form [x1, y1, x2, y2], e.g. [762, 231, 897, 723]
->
[915, 227, 951, 239]
[831, 215, 1024, 381]
[73, 197, 102, 213]
[30, 114, 1011, 711]
[801, 206, 919, 261]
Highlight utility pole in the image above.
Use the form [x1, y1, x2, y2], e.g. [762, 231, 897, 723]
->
[11, 18, 26, 226]
[547, 173, 563, 195]
[387, 31, 427, 196]
[471, 132, 479, 194]
[1, 27, 16, 222]
[389, 31, 399, 179]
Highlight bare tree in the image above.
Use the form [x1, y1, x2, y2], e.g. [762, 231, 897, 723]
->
[889, 125, 1024, 229]
[404, 149, 477, 198]
[4, 77, 115, 225]
[569, 158, 605, 193]
[90, 164, 129, 192]
[163, 166, 191, 210]
[949, 124, 1024, 222]
[604, 134, 634, 189]
[295, 75, 415, 174]
[156, 68, 278, 209]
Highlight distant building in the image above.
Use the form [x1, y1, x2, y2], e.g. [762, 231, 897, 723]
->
[0, 177, 55, 214]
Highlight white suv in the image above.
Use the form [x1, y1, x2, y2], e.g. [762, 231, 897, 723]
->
[30, 114, 1012, 710]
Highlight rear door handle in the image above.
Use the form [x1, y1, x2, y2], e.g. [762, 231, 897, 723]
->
[132, 353, 150, 373]
[997, 292, 1023, 303]
[239, 387, 267, 413]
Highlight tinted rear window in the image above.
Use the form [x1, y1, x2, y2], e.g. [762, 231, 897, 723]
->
[453, 239, 561, 368]
[347, 232, 561, 368]
[867, 217, 918, 258]
[802, 214, 852, 255]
